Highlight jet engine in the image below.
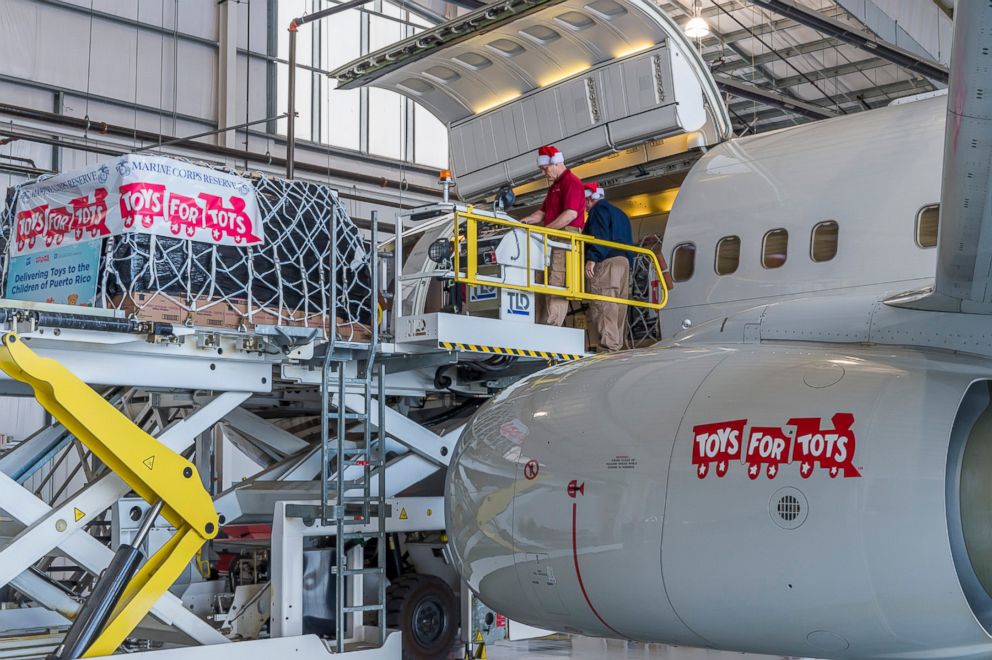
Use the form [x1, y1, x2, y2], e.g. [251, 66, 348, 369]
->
[445, 344, 992, 658]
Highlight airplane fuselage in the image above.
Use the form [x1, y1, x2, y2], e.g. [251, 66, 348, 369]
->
[446, 89, 992, 658]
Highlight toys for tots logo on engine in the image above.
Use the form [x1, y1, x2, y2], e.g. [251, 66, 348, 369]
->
[691, 413, 861, 480]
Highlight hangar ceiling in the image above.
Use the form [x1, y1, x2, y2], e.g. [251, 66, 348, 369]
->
[402, 0, 954, 136]
[664, 0, 952, 134]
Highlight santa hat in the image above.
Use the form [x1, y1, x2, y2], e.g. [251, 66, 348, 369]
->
[583, 182, 605, 200]
[536, 144, 565, 167]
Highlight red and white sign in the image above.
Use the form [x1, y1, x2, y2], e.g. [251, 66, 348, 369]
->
[745, 426, 792, 479]
[12, 156, 262, 255]
[692, 413, 861, 479]
[788, 413, 861, 479]
[524, 459, 540, 480]
[692, 419, 747, 478]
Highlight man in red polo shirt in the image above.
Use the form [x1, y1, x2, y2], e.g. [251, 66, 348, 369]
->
[520, 145, 585, 326]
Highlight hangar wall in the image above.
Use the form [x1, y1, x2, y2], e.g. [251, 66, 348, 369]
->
[0, 0, 452, 230]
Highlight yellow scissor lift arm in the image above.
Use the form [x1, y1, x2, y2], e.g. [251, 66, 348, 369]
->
[0, 333, 218, 658]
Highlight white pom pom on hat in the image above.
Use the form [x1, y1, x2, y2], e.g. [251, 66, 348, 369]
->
[536, 144, 565, 166]
[583, 182, 604, 200]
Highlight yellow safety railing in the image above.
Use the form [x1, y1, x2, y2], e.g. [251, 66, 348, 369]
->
[453, 209, 669, 310]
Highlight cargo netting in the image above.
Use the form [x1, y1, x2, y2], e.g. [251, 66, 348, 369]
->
[627, 234, 664, 347]
[0, 165, 375, 343]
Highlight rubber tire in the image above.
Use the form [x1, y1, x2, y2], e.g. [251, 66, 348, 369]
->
[387, 574, 458, 659]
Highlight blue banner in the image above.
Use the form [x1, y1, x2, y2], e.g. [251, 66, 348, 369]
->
[6, 241, 102, 306]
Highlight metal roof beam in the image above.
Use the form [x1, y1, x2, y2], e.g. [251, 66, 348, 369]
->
[716, 75, 837, 120]
[708, 36, 845, 73]
[717, 5, 848, 44]
[770, 56, 888, 89]
[732, 76, 933, 112]
[750, 0, 949, 84]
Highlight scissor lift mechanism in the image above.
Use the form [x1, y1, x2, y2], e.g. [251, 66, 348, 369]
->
[0, 203, 667, 659]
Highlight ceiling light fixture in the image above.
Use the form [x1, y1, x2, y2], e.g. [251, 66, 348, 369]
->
[684, 0, 711, 39]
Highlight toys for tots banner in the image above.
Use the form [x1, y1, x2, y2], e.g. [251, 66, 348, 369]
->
[11, 156, 263, 256]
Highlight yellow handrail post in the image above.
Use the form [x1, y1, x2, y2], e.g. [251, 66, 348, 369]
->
[466, 215, 478, 283]
[579, 239, 586, 293]
[542, 231, 549, 289]
[452, 214, 460, 280]
[525, 227, 532, 288]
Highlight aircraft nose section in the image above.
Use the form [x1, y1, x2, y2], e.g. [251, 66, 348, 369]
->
[444, 385, 533, 605]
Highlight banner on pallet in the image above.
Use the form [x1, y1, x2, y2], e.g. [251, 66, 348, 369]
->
[11, 155, 263, 255]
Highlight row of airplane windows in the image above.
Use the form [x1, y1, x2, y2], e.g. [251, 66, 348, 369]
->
[668, 203, 941, 282]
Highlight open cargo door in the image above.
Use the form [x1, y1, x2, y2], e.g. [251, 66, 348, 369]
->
[330, 0, 731, 199]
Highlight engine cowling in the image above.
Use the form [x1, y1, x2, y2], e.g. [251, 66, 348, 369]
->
[445, 344, 992, 658]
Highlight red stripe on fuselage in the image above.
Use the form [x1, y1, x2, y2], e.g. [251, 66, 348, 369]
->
[571, 502, 623, 636]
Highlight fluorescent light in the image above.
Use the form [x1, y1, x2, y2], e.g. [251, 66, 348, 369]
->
[539, 63, 590, 88]
[684, 16, 710, 39]
[474, 92, 521, 114]
[614, 43, 654, 59]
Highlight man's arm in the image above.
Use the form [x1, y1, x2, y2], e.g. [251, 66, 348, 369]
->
[519, 209, 545, 225]
[584, 210, 608, 263]
[545, 209, 577, 230]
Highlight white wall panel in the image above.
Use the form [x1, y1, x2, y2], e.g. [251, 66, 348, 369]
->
[0, 0, 445, 217]
[238, 0, 270, 55]
[0, 397, 46, 443]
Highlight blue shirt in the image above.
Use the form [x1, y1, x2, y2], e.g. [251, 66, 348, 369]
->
[584, 200, 633, 263]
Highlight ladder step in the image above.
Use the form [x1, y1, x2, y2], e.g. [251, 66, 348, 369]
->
[342, 531, 384, 540]
[341, 604, 385, 613]
[331, 412, 368, 421]
[339, 568, 385, 576]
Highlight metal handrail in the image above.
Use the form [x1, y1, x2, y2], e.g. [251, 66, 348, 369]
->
[453, 209, 669, 310]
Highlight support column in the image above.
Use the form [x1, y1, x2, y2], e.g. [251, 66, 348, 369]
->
[217, 0, 239, 148]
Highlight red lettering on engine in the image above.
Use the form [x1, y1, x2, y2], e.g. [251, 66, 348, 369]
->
[745, 426, 792, 480]
[691, 419, 746, 479]
[788, 413, 861, 479]
[691, 413, 861, 480]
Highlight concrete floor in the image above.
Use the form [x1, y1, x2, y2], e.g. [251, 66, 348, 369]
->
[458, 636, 790, 659]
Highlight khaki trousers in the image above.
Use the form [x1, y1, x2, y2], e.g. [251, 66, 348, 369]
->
[537, 226, 580, 327]
[587, 255, 630, 352]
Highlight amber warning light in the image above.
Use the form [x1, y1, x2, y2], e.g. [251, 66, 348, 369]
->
[438, 170, 454, 202]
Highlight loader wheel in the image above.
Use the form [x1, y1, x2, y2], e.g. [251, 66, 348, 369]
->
[387, 574, 458, 659]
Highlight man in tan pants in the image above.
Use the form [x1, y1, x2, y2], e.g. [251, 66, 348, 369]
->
[520, 145, 586, 326]
[582, 183, 632, 352]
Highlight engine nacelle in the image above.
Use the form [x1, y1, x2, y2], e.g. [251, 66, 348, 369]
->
[445, 344, 992, 658]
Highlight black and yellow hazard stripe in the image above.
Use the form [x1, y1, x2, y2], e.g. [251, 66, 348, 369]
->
[440, 341, 582, 362]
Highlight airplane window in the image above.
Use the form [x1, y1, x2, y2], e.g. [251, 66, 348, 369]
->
[811, 221, 838, 262]
[672, 243, 695, 282]
[916, 204, 939, 248]
[715, 236, 740, 275]
[762, 229, 788, 269]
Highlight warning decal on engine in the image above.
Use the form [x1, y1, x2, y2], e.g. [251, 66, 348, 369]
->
[692, 413, 860, 480]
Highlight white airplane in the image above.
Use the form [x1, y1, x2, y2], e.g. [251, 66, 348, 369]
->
[444, 2, 992, 659]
